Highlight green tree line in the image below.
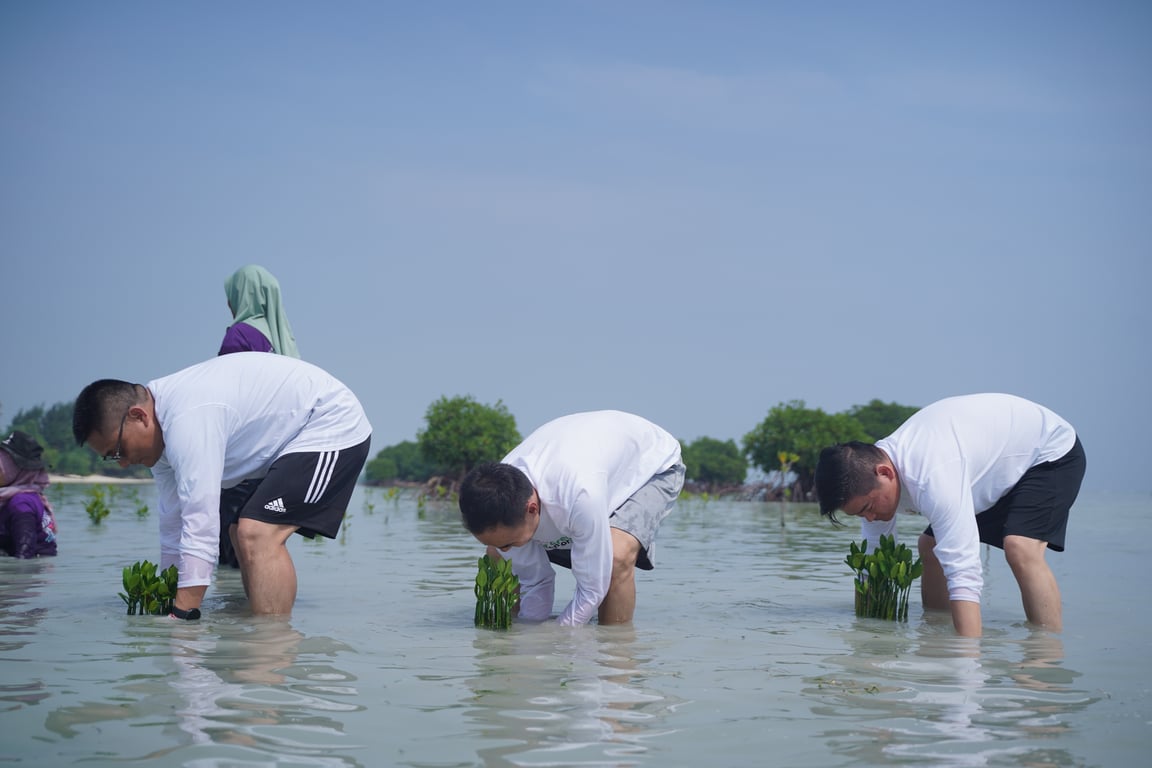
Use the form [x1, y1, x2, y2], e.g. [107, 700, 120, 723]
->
[3, 395, 918, 496]
[365, 396, 918, 500]
[0, 401, 149, 478]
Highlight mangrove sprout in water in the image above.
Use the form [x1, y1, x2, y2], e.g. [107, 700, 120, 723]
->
[474, 554, 519, 630]
[846, 534, 924, 622]
[119, 560, 178, 616]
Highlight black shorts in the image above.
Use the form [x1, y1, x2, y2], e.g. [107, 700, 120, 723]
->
[235, 437, 371, 540]
[924, 437, 1085, 552]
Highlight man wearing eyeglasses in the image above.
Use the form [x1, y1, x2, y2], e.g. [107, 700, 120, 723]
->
[72, 352, 372, 619]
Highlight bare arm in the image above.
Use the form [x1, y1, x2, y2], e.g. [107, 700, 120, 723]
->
[174, 585, 208, 612]
[951, 599, 982, 637]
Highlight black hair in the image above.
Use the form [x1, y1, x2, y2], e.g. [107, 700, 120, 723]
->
[458, 461, 534, 534]
[72, 380, 143, 446]
[813, 441, 887, 524]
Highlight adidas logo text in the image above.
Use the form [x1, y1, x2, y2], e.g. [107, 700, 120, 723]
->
[264, 498, 287, 514]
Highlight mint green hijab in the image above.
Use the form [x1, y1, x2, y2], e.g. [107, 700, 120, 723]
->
[224, 265, 300, 358]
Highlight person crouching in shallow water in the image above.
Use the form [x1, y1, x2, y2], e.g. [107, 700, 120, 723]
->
[71, 353, 371, 619]
[813, 393, 1086, 637]
[0, 431, 58, 559]
[459, 410, 685, 627]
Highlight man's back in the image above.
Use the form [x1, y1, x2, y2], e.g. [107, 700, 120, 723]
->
[149, 352, 371, 486]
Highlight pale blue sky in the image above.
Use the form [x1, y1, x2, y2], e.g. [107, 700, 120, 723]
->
[2, 2, 1149, 491]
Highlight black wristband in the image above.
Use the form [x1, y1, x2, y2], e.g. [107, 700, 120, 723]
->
[169, 606, 202, 620]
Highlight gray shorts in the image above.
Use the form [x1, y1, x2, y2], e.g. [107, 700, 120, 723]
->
[545, 462, 685, 571]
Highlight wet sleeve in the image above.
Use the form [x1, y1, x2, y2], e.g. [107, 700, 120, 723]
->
[155, 464, 213, 584]
[6, 495, 42, 559]
[508, 543, 555, 621]
[909, 472, 982, 603]
[157, 410, 230, 587]
[558, 488, 613, 627]
[924, 503, 982, 602]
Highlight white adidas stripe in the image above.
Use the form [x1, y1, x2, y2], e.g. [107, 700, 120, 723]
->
[305, 450, 339, 504]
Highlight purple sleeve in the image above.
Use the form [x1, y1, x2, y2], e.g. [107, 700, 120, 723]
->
[218, 323, 274, 355]
[5, 493, 53, 558]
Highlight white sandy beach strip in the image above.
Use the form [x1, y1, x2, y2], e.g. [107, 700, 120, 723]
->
[48, 474, 153, 485]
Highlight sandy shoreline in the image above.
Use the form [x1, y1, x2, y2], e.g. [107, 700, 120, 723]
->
[48, 474, 153, 485]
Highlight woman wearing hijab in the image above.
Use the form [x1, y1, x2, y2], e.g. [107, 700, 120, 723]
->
[217, 265, 301, 567]
[0, 431, 57, 558]
[218, 264, 300, 357]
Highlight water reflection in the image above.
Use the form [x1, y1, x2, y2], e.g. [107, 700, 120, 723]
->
[0, 559, 53, 707]
[44, 616, 364, 766]
[466, 624, 678, 767]
[807, 624, 1097, 766]
[6, 488, 1144, 765]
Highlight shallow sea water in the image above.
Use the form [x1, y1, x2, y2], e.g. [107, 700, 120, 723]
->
[1, 484, 1149, 767]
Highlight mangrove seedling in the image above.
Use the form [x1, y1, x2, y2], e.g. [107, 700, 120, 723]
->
[119, 560, 179, 616]
[845, 534, 924, 622]
[777, 451, 799, 527]
[474, 554, 520, 630]
[85, 486, 111, 525]
[125, 487, 150, 517]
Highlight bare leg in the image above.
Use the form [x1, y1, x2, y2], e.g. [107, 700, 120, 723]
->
[598, 529, 641, 625]
[918, 533, 951, 610]
[1003, 534, 1062, 631]
[229, 523, 246, 595]
[235, 519, 300, 615]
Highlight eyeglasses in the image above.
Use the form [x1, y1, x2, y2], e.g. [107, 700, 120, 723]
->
[103, 407, 130, 463]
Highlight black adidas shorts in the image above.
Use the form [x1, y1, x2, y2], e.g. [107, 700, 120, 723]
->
[234, 437, 371, 539]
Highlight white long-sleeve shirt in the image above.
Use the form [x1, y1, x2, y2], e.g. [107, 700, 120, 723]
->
[860, 393, 1076, 603]
[148, 353, 372, 588]
[499, 410, 682, 626]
